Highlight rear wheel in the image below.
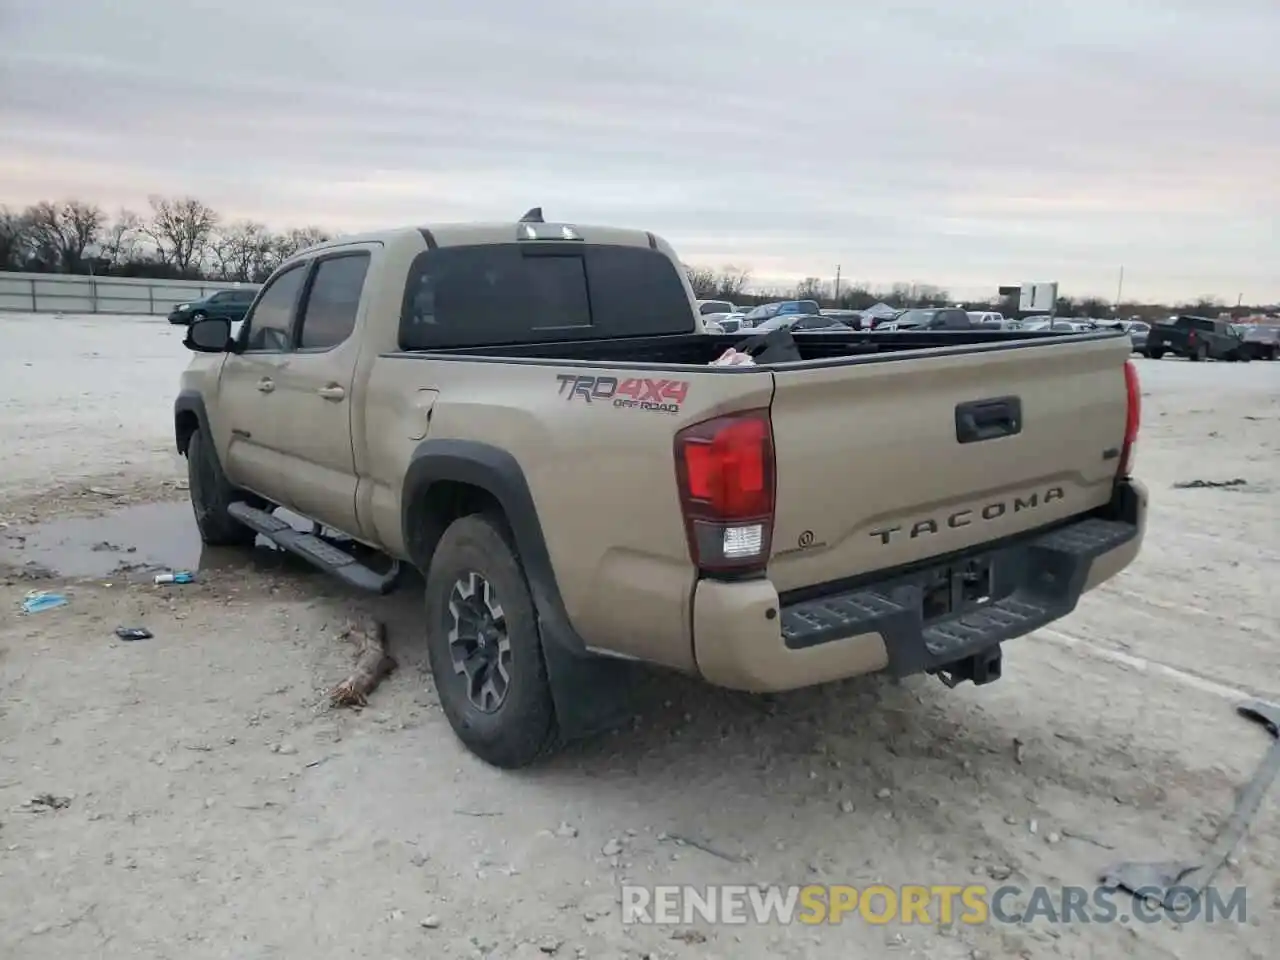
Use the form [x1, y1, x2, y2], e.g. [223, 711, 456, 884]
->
[424, 513, 558, 769]
[187, 427, 257, 547]
[1148, 348, 1164, 359]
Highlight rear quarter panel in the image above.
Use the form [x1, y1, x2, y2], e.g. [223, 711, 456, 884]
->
[362, 358, 773, 671]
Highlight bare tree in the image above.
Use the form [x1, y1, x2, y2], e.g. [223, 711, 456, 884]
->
[100, 209, 144, 269]
[713, 265, 751, 299]
[145, 195, 219, 275]
[23, 199, 105, 271]
[213, 220, 274, 281]
[683, 264, 719, 298]
[0, 206, 34, 269]
[793, 277, 826, 300]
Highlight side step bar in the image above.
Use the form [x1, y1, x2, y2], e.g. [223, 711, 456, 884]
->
[227, 502, 401, 594]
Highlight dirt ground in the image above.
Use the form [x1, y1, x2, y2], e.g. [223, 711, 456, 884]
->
[1, 315, 1278, 959]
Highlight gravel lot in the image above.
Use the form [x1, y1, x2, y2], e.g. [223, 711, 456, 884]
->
[1, 313, 1277, 959]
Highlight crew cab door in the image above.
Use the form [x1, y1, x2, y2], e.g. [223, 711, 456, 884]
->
[217, 261, 310, 504]
[268, 248, 373, 535]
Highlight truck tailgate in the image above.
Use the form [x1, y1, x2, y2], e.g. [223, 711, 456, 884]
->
[767, 336, 1131, 594]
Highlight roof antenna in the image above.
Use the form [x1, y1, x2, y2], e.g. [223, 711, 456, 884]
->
[519, 207, 544, 223]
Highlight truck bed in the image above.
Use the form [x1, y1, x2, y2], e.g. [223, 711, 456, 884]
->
[407, 328, 1120, 367]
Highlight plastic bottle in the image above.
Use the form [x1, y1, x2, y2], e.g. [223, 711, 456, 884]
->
[154, 571, 195, 585]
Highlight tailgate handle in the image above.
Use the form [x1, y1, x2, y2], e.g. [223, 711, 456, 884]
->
[955, 397, 1022, 444]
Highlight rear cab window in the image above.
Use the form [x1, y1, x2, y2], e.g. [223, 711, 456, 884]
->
[399, 243, 694, 349]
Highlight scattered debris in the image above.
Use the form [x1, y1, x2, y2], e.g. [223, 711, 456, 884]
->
[22, 793, 72, 812]
[114, 626, 153, 642]
[554, 821, 579, 838]
[419, 915, 441, 930]
[1172, 478, 1247, 489]
[537, 934, 564, 953]
[329, 619, 396, 708]
[876, 787, 892, 799]
[455, 809, 502, 818]
[1063, 829, 1115, 850]
[662, 833, 746, 863]
[671, 929, 708, 944]
[21, 590, 67, 614]
[839, 799, 855, 814]
[154, 570, 195, 585]
[601, 838, 623, 857]
[272, 743, 298, 756]
[87, 486, 121, 498]
[1013, 737, 1026, 765]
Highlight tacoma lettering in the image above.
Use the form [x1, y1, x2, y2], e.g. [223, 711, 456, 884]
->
[869, 487, 1065, 545]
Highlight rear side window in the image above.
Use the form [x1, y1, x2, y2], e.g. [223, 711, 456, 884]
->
[298, 253, 370, 350]
[399, 243, 694, 349]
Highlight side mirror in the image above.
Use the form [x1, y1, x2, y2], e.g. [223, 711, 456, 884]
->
[184, 316, 233, 353]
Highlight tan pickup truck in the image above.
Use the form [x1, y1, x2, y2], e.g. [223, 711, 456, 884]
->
[175, 214, 1147, 768]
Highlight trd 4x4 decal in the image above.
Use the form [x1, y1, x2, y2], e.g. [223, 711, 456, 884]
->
[555, 374, 689, 414]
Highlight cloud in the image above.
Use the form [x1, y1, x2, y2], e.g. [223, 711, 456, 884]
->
[1, 0, 1277, 301]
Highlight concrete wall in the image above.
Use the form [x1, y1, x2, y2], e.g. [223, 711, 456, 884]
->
[0, 271, 261, 316]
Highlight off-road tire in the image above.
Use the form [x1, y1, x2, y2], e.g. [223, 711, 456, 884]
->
[186, 426, 257, 547]
[1148, 348, 1164, 359]
[424, 513, 558, 769]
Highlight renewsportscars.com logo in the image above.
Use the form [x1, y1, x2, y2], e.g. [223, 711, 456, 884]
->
[621, 883, 1248, 927]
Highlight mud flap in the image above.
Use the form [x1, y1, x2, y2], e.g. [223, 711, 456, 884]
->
[538, 616, 641, 741]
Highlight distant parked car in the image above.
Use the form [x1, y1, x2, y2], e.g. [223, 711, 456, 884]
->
[877, 307, 973, 331]
[1240, 324, 1279, 361]
[694, 299, 737, 317]
[701, 312, 750, 334]
[742, 300, 823, 325]
[752, 313, 853, 334]
[168, 288, 257, 325]
[1143, 315, 1249, 361]
[966, 310, 1006, 326]
[820, 309, 865, 329]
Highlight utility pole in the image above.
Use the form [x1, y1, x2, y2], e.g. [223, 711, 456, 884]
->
[1115, 266, 1124, 306]
[833, 265, 841, 302]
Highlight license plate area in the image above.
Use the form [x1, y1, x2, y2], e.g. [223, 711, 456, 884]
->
[921, 557, 993, 622]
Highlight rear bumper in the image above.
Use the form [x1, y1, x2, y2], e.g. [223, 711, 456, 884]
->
[692, 478, 1148, 693]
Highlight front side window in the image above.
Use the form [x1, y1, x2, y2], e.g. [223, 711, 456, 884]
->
[242, 263, 307, 352]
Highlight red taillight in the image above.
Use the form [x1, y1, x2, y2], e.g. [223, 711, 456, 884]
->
[1118, 359, 1141, 477]
[674, 409, 775, 574]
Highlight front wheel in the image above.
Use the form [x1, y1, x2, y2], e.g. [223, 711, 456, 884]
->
[424, 513, 558, 769]
[187, 427, 257, 546]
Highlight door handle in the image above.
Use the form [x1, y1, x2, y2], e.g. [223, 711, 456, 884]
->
[955, 396, 1022, 443]
[317, 384, 346, 401]
[257, 378, 275, 393]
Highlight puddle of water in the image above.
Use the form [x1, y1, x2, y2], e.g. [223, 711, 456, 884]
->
[0, 501, 325, 580]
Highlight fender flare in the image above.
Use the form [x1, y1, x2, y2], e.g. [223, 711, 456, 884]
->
[174, 389, 209, 455]
[401, 439, 637, 739]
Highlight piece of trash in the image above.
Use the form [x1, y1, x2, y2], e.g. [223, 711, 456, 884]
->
[87, 486, 121, 497]
[21, 590, 68, 614]
[23, 793, 72, 812]
[154, 571, 195, 585]
[709, 348, 756, 367]
[1172, 478, 1247, 489]
[114, 627, 153, 642]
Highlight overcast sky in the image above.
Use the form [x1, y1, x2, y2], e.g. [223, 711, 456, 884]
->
[2, 0, 1277, 302]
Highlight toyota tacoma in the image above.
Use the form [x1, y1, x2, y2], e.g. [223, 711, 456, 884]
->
[174, 213, 1147, 768]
